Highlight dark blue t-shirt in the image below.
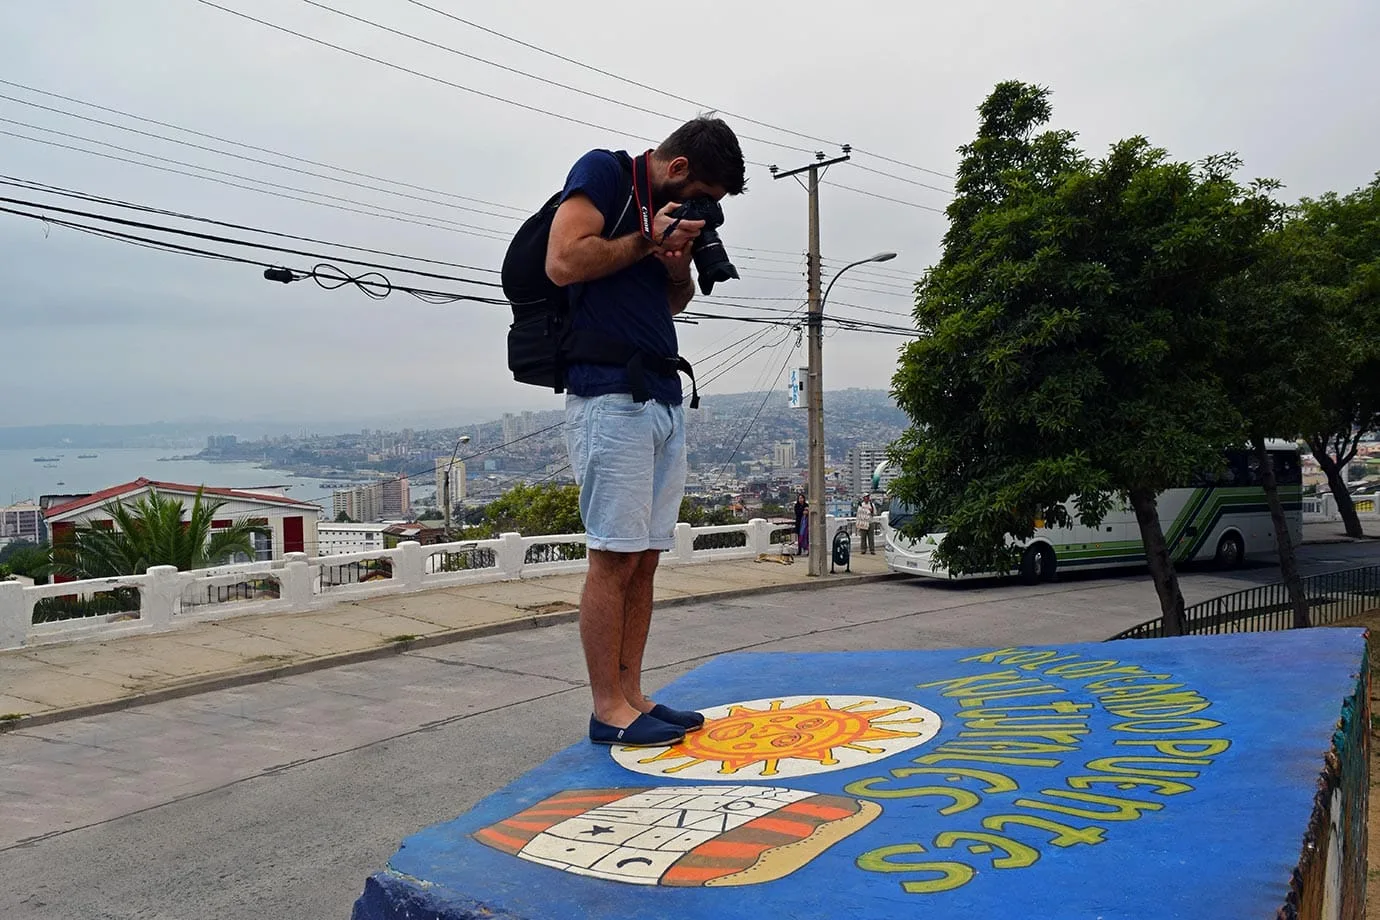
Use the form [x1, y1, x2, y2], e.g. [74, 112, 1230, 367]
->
[560, 149, 682, 405]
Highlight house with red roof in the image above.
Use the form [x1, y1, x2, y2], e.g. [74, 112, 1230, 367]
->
[43, 478, 323, 566]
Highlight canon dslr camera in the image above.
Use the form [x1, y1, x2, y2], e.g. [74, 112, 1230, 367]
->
[669, 198, 739, 295]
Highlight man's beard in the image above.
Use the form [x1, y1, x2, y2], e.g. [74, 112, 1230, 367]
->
[655, 178, 694, 204]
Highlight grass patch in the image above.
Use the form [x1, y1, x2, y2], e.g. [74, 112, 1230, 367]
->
[387, 634, 420, 644]
[0, 713, 25, 722]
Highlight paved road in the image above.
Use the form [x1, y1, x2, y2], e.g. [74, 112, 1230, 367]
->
[2, 543, 1376, 920]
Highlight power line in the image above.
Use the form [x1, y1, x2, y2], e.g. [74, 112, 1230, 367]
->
[0, 202, 507, 304]
[706, 340, 801, 486]
[0, 193, 506, 289]
[849, 163, 954, 195]
[396, 0, 955, 181]
[0, 116, 511, 237]
[0, 90, 523, 222]
[193, 0, 666, 147]
[0, 175, 504, 275]
[827, 182, 948, 214]
[193, 1, 947, 211]
[0, 78, 529, 214]
[0, 126, 512, 242]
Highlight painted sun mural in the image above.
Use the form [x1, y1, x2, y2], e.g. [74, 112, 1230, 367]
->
[611, 696, 941, 781]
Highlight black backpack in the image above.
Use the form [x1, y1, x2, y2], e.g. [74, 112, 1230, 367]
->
[501, 152, 698, 407]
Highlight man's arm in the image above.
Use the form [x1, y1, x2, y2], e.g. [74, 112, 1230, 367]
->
[545, 193, 652, 287]
[666, 276, 695, 315]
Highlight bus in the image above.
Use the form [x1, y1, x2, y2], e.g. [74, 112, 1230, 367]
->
[881, 442, 1303, 583]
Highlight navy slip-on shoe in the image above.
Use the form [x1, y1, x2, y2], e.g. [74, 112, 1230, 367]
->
[649, 703, 706, 732]
[589, 713, 685, 747]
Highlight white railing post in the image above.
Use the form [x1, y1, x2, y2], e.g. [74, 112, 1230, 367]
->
[281, 557, 314, 609]
[141, 565, 181, 630]
[395, 541, 424, 590]
[497, 532, 526, 579]
[673, 522, 695, 563]
[0, 580, 26, 649]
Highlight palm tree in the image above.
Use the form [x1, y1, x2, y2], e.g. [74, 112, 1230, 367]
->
[49, 488, 268, 579]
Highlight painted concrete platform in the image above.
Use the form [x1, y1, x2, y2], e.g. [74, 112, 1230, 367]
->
[352, 630, 1368, 920]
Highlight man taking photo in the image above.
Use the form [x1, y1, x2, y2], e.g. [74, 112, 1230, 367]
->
[545, 117, 746, 747]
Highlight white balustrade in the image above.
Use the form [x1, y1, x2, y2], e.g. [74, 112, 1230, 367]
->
[4, 518, 806, 650]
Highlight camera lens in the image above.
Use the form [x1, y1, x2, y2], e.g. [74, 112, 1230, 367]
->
[691, 229, 739, 295]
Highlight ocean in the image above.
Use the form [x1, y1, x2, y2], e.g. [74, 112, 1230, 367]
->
[0, 448, 340, 513]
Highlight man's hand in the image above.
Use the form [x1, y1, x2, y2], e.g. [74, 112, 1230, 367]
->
[654, 246, 694, 285]
[652, 201, 703, 257]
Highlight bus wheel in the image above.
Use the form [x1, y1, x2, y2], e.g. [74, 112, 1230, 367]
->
[1215, 533, 1245, 569]
[1020, 544, 1056, 585]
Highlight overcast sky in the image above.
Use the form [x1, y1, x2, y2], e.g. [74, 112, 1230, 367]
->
[3, 0, 1376, 429]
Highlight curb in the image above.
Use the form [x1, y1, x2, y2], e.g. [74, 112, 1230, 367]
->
[0, 569, 901, 733]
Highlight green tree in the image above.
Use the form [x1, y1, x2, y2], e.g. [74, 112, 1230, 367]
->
[1217, 213, 1334, 628]
[891, 81, 1276, 635]
[49, 488, 268, 578]
[334, 511, 356, 523]
[417, 508, 444, 521]
[1291, 178, 1380, 538]
[0, 540, 50, 583]
[481, 482, 582, 536]
[678, 497, 706, 526]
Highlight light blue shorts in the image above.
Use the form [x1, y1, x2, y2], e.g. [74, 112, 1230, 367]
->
[565, 393, 688, 553]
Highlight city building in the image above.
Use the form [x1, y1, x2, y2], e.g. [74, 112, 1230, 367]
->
[43, 478, 322, 569]
[317, 522, 389, 555]
[206, 434, 238, 450]
[846, 444, 895, 496]
[502, 413, 519, 444]
[333, 485, 381, 523]
[772, 440, 798, 470]
[1, 502, 43, 543]
[380, 475, 410, 517]
[382, 521, 450, 547]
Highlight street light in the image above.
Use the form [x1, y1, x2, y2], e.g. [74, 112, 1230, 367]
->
[805, 251, 900, 577]
[442, 434, 470, 536]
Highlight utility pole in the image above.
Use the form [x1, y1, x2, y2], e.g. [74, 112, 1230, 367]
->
[771, 148, 850, 576]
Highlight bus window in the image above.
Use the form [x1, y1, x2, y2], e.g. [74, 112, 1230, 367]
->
[1269, 451, 1302, 485]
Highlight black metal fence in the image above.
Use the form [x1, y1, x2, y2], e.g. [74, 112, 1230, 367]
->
[525, 542, 587, 564]
[319, 557, 394, 590]
[693, 531, 748, 551]
[31, 586, 142, 624]
[1108, 564, 1380, 640]
[428, 546, 498, 573]
[180, 577, 281, 612]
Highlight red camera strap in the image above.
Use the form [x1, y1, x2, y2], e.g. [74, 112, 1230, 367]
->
[631, 150, 655, 241]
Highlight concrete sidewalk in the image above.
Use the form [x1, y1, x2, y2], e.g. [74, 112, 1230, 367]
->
[0, 551, 893, 731]
[1302, 520, 1380, 543]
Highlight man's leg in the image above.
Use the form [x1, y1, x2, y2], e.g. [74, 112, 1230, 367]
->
[619, 549, 661, 712]
[581, 548, 644, 727]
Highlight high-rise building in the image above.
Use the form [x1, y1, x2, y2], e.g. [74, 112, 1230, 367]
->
[333, 485, 382, 522]
[521, 410, 535, 436]
[380, 475, 410, 517]
[847, 444, 894, 496]
[502, 413, 518, 444]
[1, 502, 43, 542]
[772, 440, 798, 470]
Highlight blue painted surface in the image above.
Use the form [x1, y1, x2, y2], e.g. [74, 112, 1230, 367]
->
[352, 630, 1367, 920]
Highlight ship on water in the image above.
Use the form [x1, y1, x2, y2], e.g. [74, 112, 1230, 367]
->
[33, 456, 60, 462]
[77, 453, 98, 459]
